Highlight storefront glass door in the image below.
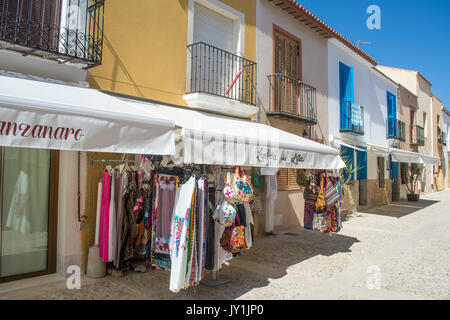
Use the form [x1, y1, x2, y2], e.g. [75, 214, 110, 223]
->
[0, 147, 54, 280]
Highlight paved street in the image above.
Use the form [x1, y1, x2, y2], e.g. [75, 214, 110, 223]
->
[1, 190, 449, 300]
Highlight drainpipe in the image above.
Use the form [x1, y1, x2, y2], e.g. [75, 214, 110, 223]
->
[78, 151, 87, 228]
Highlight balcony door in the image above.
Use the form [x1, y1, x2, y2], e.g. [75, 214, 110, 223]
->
[0, 0, 61, 51]
[0, 147, 58, 283]
[273, 27, 302, 116]
[191, 1, 237, 97]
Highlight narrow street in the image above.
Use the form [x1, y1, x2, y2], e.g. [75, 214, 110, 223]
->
[1, 190, 449, 300]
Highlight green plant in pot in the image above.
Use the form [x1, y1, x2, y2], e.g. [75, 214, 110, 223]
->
[405, 163, 424, 202]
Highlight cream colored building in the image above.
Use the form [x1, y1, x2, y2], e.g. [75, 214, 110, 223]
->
[376, 66, 435, 194]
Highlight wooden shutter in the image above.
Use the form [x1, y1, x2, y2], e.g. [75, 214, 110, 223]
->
[1, 0, 60, 50]
[274, 29, 300, 115]
[387, 91, 397, 138]
[377, 157, 385, 188]
[277, 168, 299, 190]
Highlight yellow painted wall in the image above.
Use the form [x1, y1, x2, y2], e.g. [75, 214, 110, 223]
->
[88, 0, 256, 106]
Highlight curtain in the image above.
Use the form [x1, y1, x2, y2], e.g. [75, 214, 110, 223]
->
[1, 147, 50, 277]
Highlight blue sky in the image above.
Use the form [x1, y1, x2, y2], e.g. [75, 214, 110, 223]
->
[296, 0, 450, 108]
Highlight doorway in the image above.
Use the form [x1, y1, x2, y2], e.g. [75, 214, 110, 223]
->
[0, 147, 58, 283]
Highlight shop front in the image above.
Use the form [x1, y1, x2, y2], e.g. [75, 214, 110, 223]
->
[0, 75, 176, 282]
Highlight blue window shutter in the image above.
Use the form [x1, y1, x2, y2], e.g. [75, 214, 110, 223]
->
[339, 62, 354, 131]
[387, 91, 397, 137]
[341, 145, 355, 181]
[389, 155, 399, 179]
[357, 150, 368, 180]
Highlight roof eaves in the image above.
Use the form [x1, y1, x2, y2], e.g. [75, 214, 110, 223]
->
[279, 0, 377, 66]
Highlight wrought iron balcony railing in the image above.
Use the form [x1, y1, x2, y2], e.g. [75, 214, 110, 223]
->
[186, 42, 257, 106]
[0, 0, 104, 66]
[411, 124, 425, 146]
[387, 118, 406, 142]
[340, 101, 364, 135]
[267, 73, 317, 124]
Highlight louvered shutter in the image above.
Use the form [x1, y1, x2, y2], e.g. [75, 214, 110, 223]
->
[1, 0, 60, 50]
[274, 31, 300, 115]
[387, 91, 397, 138]
[277, 168, 299, 190]
[339, 62, 354, 131]
[193, 2, 234, 53]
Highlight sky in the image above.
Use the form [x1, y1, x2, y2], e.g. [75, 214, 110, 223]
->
[296, 0, 450, 108]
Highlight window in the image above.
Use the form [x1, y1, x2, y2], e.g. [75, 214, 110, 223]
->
[0, 147, 58, 282]
[400, 163, 408, 185]
[387, 91, 397, 138]
[377, 156, 385, 188]
[277, 168, 299, 190]
[274, 27, 301, 80]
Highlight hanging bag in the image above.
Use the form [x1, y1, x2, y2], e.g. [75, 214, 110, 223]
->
[312, 211, 329, 233]
[224, 171, 240, 204]
[220, 211, 247, 254]
[212, 193, 237, 227]
[324, 175, 340, 207]
[315, 172, 326, 211]
[232, 166, 254, 203]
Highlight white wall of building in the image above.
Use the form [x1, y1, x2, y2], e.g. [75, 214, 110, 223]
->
[256, 0, 329, 141]
[328, 39, 398, 148]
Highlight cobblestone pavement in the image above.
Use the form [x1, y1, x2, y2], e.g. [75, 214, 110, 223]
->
[1, 190, 449, 300]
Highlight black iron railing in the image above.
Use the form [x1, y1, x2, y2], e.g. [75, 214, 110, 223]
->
[411, 124, 425, 146]
[187, 42, 257, 106]
[438, 126, 446, 145]
[388, 118, 406, 142]
[340, 101, 364, 135]
[0, 0, 104, 66]
[267, 73, 317, 124]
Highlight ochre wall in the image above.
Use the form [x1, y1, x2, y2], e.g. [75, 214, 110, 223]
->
[88, 0, 256, 106]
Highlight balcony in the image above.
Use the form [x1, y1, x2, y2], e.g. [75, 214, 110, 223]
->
[267, 73, 317, 125]
[411, 125, 425, 146]
[340, 101, 364, 135]
[185, 42, 258, 118]
[387, 119, 406, 142]
[0, 0, 104, 66]
[438, 127, 447, 146]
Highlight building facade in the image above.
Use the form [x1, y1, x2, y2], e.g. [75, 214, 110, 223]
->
[0, 0, 105, 282]
[328, 41, 399, 211]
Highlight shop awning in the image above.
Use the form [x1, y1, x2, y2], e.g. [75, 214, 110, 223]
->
[0, 75, 175, 155]
[120, 98, 346, 169]
[389, 148, 441, 165]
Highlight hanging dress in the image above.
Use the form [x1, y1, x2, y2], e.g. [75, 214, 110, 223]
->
[99, 170, 111, 263]
[168, 176, 196, 293]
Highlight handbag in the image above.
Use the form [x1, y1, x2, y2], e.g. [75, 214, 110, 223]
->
[220, 211, 247, 254]
[324, 175, 340, 207]
[212, 193, 237, 227]
[224, 171, 240, 204]
[315, 173, 326, 211]
[232, 166, 254, 203]
[253, 169, 262, 189]
[312, 211, 329, 233]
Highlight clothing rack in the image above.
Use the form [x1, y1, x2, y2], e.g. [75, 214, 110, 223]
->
[90, 158, 136, 165]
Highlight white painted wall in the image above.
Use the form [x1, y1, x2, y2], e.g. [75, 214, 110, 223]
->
[256, 0, 329, 141]
[0, 50, 88, 84]
[327, 39, 398, 148]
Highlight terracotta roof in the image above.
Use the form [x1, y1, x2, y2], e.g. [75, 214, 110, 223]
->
[269, 0, 377, 66]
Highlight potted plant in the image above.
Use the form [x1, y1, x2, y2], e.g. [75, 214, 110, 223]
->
[406, 163, 424, 202]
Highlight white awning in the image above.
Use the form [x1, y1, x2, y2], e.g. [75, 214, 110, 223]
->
[121, 99, 346, 169]
[0, 75, 175, 155]
[389, 148, 441, 165]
